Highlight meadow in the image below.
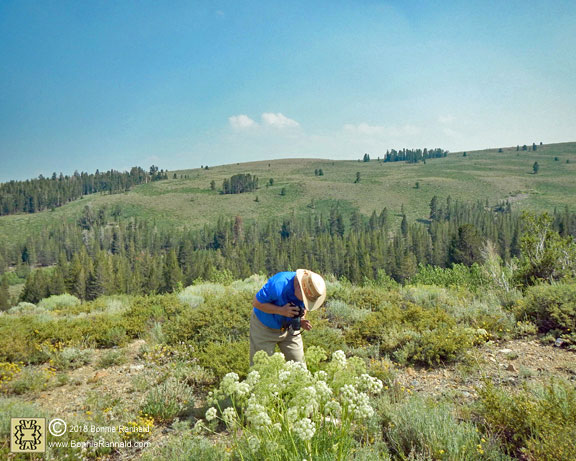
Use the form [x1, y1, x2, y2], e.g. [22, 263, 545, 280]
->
[1, 142, 575, 244]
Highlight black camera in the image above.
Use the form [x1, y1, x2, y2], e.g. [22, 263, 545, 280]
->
[284, 303, 305, 331]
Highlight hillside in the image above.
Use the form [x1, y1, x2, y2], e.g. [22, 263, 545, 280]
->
[1, 142, 575, 243]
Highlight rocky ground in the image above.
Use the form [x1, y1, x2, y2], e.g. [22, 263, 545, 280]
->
[395, 339, 576, 400]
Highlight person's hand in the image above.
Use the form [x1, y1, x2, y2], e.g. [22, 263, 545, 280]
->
[301, 319, 312, 331]
[280, 303, 300, 317]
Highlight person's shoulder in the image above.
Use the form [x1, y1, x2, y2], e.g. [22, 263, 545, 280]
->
[269, 271, 295, 281]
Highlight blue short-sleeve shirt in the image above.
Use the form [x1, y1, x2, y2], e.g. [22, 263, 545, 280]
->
[254, 271, 304, 329]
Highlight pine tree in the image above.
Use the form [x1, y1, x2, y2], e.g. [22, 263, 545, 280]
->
[449, 224, 483, 266]
[162, 249, 183, 293]
[0, 276, 10, 311]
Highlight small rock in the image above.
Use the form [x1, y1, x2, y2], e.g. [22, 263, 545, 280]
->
[555, 338, 565, 348]
[130, 365, 144, 372]
[498, 348, 513, 354]
[411, 380, 419, 387]
[461, 391, 472, 398]
[507, 363, 517, 372]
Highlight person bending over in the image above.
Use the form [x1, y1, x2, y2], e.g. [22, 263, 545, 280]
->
[250, 269, 326, 365]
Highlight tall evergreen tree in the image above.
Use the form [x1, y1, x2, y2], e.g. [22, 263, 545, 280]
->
[0, 276, 10, 311]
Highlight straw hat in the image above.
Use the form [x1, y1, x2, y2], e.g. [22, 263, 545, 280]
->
[296, 269, 326, 311]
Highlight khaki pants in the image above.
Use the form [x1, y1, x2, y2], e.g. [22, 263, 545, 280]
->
[249, 311, 304, 366]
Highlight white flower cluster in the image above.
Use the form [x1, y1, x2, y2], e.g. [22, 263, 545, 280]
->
[206, 347, 381, 451]
[332, 350, 347, 368]
[246, 370, 260, 386]
[220, 372, 240, 395]
[247, 436, 260, 452]
[297, 386, 319, 416]
[339, 384, 374, 419]
[205, 406, 217, 421]
[324, 400, 342, 417]
[292, 418, 316, 441]
[314, 370, 328, 381]
[234, 381, 251, 398]
[355, 373, 384, 394]
[314, 380, 333, 403]
[246, 399, 272, 430]
[222, 407, 237, 427]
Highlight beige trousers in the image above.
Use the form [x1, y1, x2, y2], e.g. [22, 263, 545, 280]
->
[249, 311, 304, 366]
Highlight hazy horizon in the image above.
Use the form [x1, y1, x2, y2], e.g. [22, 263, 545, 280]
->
[1, 0, 575, 182]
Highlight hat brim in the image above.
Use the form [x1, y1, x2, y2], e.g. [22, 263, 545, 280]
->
[296, 269, 326, 311]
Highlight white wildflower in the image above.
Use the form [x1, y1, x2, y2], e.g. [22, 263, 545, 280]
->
[246, 402, 272, 430]
[293, 418, 316, 441]
[324, 400, 342, 417]
[340, 384, 358, 401]
[246, 370, 260, 386]
[355, 374, 384, 394]
[205, 407, 217, 421]
[235, 381, 251, 398]
[314, 380, 333, 402]
[220, 372, 240, 395]
[222, 407, 237, 427]
[287, 406, 300, 423]
[332, 350, 347, 367]
[193, 420, 207, 434]
[247, 436, 261, 452]
[314, 370, 328, 381]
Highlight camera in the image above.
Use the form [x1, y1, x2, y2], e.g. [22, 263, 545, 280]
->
[283, 303, 305, 331]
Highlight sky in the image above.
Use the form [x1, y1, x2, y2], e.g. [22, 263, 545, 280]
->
[1, 0, 575, 181]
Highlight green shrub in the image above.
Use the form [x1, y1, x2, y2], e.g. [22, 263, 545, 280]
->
[121, 294, 187, 338]
[304, 324, 347, 353]
[394, 326, 476, 366]
[51, 347, 93, 370]
[195, 341, 249, 379]
[96, 349, 127, 368]
[141, 378, 195, 423]
[38, 294, 81, 310]
[6, 367, 50, 395]
[475, 379, 576, 460]
[99, 325, 128, 347]
[325, 299, 371, 326]
[410, 263, 488, 290]
[140, 432, 228, 461]
[163, 289, 252, 347]
[514, 283, 576, 335]
[381, 395, 505, 460]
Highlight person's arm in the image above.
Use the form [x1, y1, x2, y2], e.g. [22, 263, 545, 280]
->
[252, 296, 300, 317]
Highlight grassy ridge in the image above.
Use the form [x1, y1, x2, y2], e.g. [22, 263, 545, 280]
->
[1, 142, 575, 243]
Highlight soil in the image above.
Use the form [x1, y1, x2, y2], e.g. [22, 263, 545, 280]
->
[395, 339, 576, 400]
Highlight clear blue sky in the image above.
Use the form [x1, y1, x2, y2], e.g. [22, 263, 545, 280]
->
[1, 0, 575, 181]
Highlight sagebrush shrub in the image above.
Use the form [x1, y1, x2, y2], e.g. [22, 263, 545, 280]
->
[52, 347, 93, 370]
[38, 294, 81, 311]
[514, 283, 576, 335]
[141, 378, 195, 423]
[475, 379, 576, 460]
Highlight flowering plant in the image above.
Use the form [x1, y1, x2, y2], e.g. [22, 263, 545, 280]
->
[197, 347, 383, 460]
